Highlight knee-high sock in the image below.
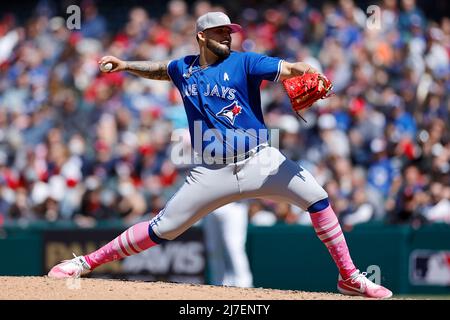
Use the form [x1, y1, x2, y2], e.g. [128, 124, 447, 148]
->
[309, 202, 357, 280]
[84, 221, 158, 269]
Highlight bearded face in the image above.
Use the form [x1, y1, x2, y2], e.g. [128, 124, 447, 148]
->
[202, 26, 232, 59]
[206, 38, 231, 59]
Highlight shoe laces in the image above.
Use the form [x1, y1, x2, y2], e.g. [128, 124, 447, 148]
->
[66, 253, 85, 278]
[350, 271, 369, 290]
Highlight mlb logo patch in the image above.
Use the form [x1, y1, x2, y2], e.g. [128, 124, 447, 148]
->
[410, 250, 450, 286]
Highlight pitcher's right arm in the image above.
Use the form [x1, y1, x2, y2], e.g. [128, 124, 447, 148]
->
[98, 55, 170, 81]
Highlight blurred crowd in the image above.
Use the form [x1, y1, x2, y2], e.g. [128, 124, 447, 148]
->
[0, 0, 448, 228]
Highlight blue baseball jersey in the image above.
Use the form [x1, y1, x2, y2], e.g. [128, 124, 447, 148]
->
[167, 51, 283, 159]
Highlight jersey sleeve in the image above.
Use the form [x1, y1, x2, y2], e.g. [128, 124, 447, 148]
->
[167, 58, 180, 84]
[167, 56, 197, 87]
[244, 52, 283, 82]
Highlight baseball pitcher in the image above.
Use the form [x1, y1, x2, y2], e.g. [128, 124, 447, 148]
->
[48, 12, 392, 298]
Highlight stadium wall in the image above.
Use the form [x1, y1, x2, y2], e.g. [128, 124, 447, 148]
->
[1, 222, 450, 295]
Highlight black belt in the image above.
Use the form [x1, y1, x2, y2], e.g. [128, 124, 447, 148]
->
[216, 144, 267, 164]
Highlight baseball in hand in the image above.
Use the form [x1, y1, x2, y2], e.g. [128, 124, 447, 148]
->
[100, 62, 113, 72]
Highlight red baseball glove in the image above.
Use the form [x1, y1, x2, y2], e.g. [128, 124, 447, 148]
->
[282, 73, 333, 116]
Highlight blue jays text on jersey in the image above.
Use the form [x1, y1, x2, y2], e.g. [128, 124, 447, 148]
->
[181, 83, 237, 101]
[167, 51, 283, 159]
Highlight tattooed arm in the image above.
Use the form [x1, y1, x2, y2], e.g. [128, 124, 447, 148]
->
[124, 61, 170, 81]
[98, 56, 171, 81]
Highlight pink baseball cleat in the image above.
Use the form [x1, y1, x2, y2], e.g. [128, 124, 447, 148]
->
[337, 270, 393, 299]
[48, 254, 91, 279]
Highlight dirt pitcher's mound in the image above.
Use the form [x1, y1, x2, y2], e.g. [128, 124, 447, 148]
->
[0, 276, 364, 300]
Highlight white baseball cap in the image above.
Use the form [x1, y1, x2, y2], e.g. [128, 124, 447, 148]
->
[196, 12, 242, 34]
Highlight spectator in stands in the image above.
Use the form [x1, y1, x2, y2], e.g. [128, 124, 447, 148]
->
[422, 182, 450, 224]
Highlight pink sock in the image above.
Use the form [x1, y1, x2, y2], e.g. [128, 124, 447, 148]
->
[310, 205, 357, 279]
[84, 221, 157, 269]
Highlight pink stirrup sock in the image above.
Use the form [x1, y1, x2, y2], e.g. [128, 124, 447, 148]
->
[84, 221, 157, 269]
[310, 205, 357, 279]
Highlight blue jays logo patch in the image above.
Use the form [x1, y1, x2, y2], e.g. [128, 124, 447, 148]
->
[216, 101, 242, 125]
